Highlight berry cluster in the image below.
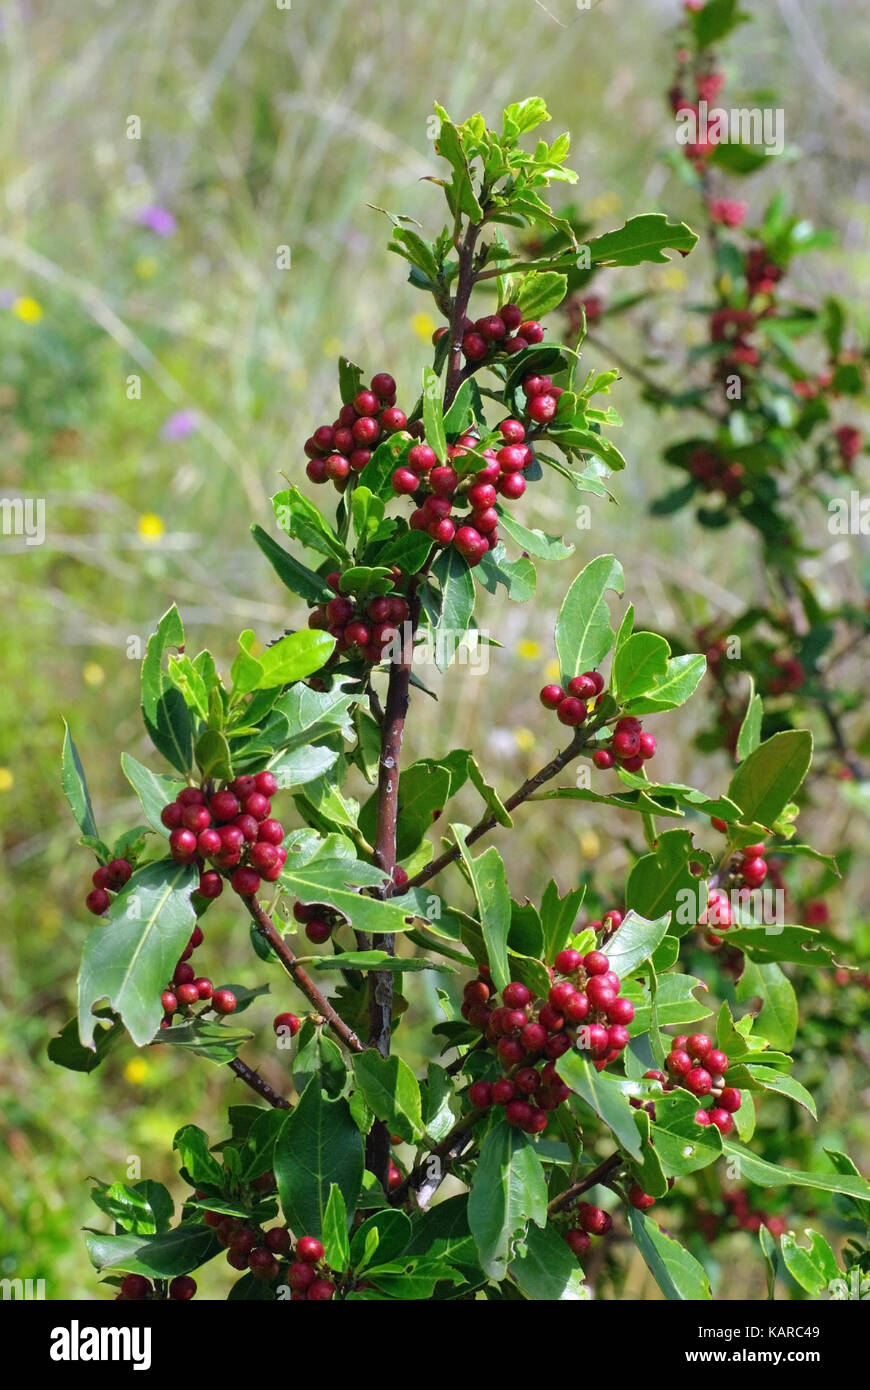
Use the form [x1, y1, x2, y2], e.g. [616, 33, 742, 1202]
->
[592, 716, 657, 773]
[563, 1204, 613, 1259]
[433, 302, 545, 365]
[645, 1033, 741, 1135]
[161, 770, 286, 899]
[403, 425, 522, 565]
[697, 1191, 788, 1242]
[688, 445, 746, 500]
[539, 668, 604, 728]
[159, 923, 237, 1024]
[204, 1198, 336, 1299]
[304, 372, 406, 492]
[84, 857, 132, 916]
[464, 945, 638, 1131]
[308, 576, 409, 665]
[291, 899, 344, 946]
[117, 1274, 196, 1301]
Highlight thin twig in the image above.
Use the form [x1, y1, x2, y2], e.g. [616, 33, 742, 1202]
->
[547, 1152, 623, 1215]
[227, 1057, 291, 1110]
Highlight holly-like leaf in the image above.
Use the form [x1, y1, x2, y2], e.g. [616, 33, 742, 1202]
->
[468, 1121, 547, 1281]
[273, 487, 349, 565]
[626, 831, 703, 930]
[78, 860, 198, 1048]
[452, 825, 511, 993]
[90, 1180, 174, 1236]
[85, 1225, 221, 1278]
[121, 753, 183, 837]
[735, 959, 797, 1051]
[727, 730, 813, 830]
[556, 1054, 642, 1159]
[627, 1209, 711, 1300]
[274, 1080, 364, 1240]
[155, 1019, 254, 1065]
[509, 1222, 589, 1300]
[604, 911, 671, 979]
[586, 215, 699, 267]
[352, 1051, 424, 1143]
[250, 524, 332, 604]
[48, 1014, 124, 1073]
[496, 509, 573, 560]
[555, 554, 625, 679]
[61, 721, 99, 840]
[173, 1125, 224, 1187]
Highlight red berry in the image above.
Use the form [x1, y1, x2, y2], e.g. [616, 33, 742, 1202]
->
[370, 372, 396, 401]
[548, 981, 577, 1011]
[564, 992, 590, 1023]
[708, 1108, 734, 1135]
[408, 443, 436, 473]
[607, 996, 635, 1025]
[742, 856, 767, 887]
[607, 1024, 630, 1050]
[686, 1034, 712, 1061]
[498, 472, 526, 499]
[638, 731, 657, 759]
[492, 1079, 516, 1105]
[430, 465, 458, 496]
[496, 444, 528, 473]
[497, 1037, 525, 1067]
[264, 1226, 292, 1255]
[666, 1049, 692, 1077]
[586, 978, 615, 1011]
[380, 407, 407, 433]
[526, 392, 557, 423]
[505, 1099, 534, 1128]
[499, 418, 526, 443]
[521, 1022, 548, 1053]
[462, 332, 488, 361]
[685, 1066, 713, 1097]
[248, 1248, 279, 1281]
[469, 1081, 493, 1109]
[230, 866, 261, 897]
[296, 1235, 324, 1264]
[565, 1228, 591, 1257]
[194, 977, 212, 1000]
[612, 729, 641, 759]
[258, 819, 285, 846]
[502, 981, 531, 1009]
[694, 1108, 712, 1127]
[308, 1279, 335, 1301]
[467, 482, 497, 511]
[254, 770, 277, 797]
[592, 748, 615, 770]
[454, 525, 483, 558]
[106, 858, 132, 888]
[579, 1205, 609, 1235]
[176, 982, 200, 1006]
[540, 684, 565, 709]
[243, 792, 271, 822]
[85, 887, 111, 915]
[178, 788, 206, 807]
[583, 951, 609, 976]
[555, 948, 582, 974]
[392, 466, 418, 495]
[718, 1087, 741, 1113]
[169, 828, 198, 862]
[557, 696, 587, 727]
[212, 989, 237, 1015]
[499, 304, 523, 330]
[429, 517, 456, 545]
[706, 1049, 729, 1075]
[478, 314, 507, 341]
[161, 989, 177, 1014]
[287, 1261, 315, 1291]
[120, 1273, 152, 1300]
[273, 1012, 301, 1037]
[160, 801, 184, 830]
[305, 919, 332, 944]
[352, 389, 379, 417]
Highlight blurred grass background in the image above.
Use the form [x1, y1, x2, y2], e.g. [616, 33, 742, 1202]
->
[1, 0, 868, 1299]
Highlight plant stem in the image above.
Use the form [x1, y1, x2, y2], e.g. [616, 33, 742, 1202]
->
[445, 221, 481, 408]
[389, 1109, 484, 1209]
[406, 728, 589, 890]
[547, 1152, 623, 1215]
[246, 896, 364, 1054]
[227, 1057, 291, 1110]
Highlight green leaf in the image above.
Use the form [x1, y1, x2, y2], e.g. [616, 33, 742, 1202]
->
[156, 1018, 254, 1065]
[745, 1065, 817, 1118]
[61, 721, 99, 840]
[310, 951, 454, 975]
[691, 0, 751, 48]
[540, 881, 586, 963]
[422, 365, 447, 464]
[250, 524, 332, 604]
[267, 744, 338, 789]
[120, 750, 182, 834]
[352, 1051, 424, 1143]
[627, 1209, 711, 1300]
[426, 548, 476, 669]
[350, 1210, 412, 1272]
[736, 676, 763, 760]
[556, 1054, 642, 1159]
[390, 227, 440, 282]
[359, 761, 452, 861]
[279, 833, 431, 935]
[90, 1180, 173, 1236]
[736, 959, 798, 1051]
[725, 924, 834, 967]
[141, 606, 194, 774]
[421, 1063, 456, 1143]
[452, 825, 511, 993]
[232, 629, 335, 696]
[587, 215, 699, 267]
[322, 1184, 351, 1273]
[622, 973, 710, 1034]
[515, 270, 568, 319]
[723, 1142, 870, 1202]
[496, 508, 573, 560]
[338, 355, 364, 404]
[779, 1230, 839, 1297]
[78, 860, 198, 1048]
[273, 1081, 364, 1240]
[292, 1028, 348, 1099]
[727, 730, 813, 830]
[468, 1121, 547, 1281]
[433, 108, 484, 221]
[86, 1225, 221, 1278]
[555, 554, 624, 679]
[173, 1125, 224, 1186]
[623, 654, 706, 714]
[273, 486, 348, 564]
[604, 910, 671, 978]
[509, 1222, 589, 1300]
[648, 1090, 723, 1175]
[48, 1014, 124, 1073]
[612, 633, 670, 702]
[626, 831, 701, 929]
[195, 728, 233, 782]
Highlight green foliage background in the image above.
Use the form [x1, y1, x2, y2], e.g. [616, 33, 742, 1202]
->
[1, 0, 868, 1298]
